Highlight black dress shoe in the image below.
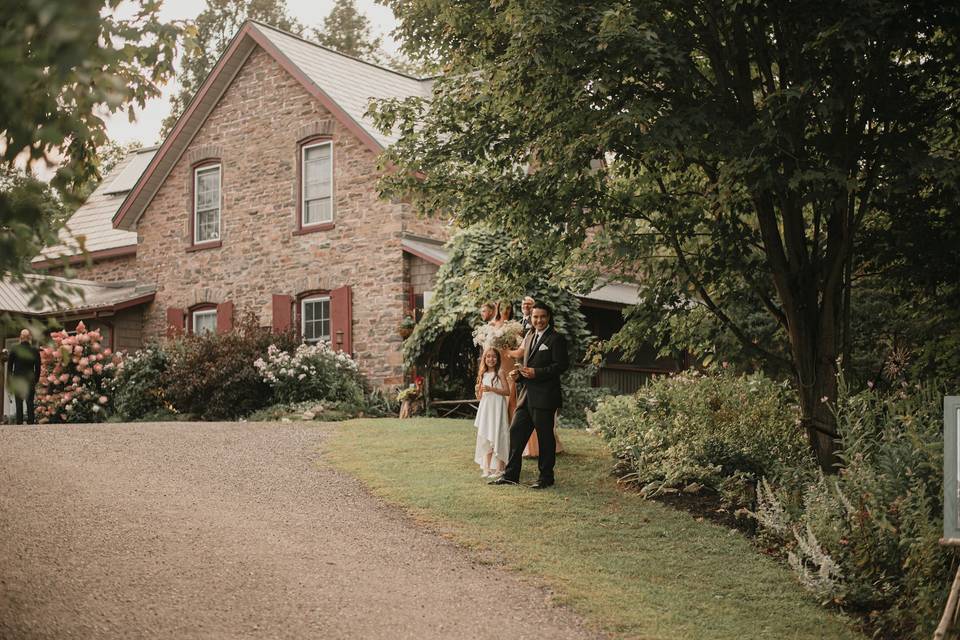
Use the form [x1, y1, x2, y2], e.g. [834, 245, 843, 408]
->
[488, 477, 518, 486]
[530, 480, 554, 490]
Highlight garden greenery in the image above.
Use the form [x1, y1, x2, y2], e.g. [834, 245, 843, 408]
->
[36, 321, 121, 423]
[589, 370, 952, 639]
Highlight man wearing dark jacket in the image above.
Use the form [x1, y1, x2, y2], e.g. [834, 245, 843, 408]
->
[491, 302, 569, 489]
[7, 329, 41, 425]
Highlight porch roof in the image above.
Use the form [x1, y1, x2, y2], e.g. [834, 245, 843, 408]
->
[0, 275, 155, 317]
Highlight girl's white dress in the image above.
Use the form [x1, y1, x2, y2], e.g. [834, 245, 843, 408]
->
[474, 372, 510, 468]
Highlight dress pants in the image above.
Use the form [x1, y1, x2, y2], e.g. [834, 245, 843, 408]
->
[503, 404, 556, 483]
[14, 389, 35, 425]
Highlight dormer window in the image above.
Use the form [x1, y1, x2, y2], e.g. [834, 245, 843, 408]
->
[300, 140, 333, 228]
[193, 164, 221, 244]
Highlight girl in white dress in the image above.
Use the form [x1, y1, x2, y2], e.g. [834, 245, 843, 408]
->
[474, 348, 511, 478]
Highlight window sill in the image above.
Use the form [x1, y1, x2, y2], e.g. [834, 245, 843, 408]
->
[186, 240, 222, 253]
[293, 222, 335, 236]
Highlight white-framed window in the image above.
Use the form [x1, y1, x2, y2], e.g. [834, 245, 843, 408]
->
[301, 141, 333, 226]
[192, 309, 218, 335]
[194, 164, 221, 243]
[301, 296, 330, 344]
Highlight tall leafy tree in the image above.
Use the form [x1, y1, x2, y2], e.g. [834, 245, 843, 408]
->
[161, 0, 303, 137]
[371, 0, 960, 471]
[312, 0, 382, 61]
[1, 0, 182, 329]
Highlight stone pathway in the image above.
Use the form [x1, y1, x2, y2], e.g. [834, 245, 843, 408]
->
[0, 421, 598, 639]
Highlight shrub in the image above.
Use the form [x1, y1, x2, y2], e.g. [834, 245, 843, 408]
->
[559, 365, 614, 429]
[752, 380, 952, 639]
[162, 315, 298, 420]
[111, 345, 171, 420]
[35, 321, 122, 423]
[254, 342, 365, 406]
[587, 369, 812, 500]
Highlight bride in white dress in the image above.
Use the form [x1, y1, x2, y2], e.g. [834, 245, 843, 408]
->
[474, 348, 511, 478]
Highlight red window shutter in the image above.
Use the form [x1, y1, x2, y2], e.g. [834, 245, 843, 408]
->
[330, 285, 353, 354]
[216, 301, 234, 334]
[165, 307, 185, 338]
[272, 294, 293, 332]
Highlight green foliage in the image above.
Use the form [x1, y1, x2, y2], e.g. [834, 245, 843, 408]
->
[254, 342, 366, 406]
[245, 400, 362, 422]
[558, 364, 613, 429]
[161, 0, 303, 136]
[2, 0, 181, 334]
[311, 0, 381, 60]
[405, 225, 592, 367]
[752, 381, 952, 639]
[588, 370, 812, 501]
[161, 315, 299, 420]
[372, 0, 960, 468]
[111, 346, 171, 421]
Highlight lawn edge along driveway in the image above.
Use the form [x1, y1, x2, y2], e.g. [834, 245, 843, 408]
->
[326, 417, 865, 640]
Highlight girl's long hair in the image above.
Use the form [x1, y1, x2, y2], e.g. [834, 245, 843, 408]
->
[476, 347, 502, 390]
[497, 301, 513, 322]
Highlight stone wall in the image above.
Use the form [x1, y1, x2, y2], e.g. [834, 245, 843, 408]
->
[129, 47, 445, 386]
[45, 253, 137, 285]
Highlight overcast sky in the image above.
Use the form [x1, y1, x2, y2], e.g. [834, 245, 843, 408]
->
[102, 0, 400, 148]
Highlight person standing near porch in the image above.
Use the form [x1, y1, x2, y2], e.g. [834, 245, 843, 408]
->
[7, 329, 41, 425]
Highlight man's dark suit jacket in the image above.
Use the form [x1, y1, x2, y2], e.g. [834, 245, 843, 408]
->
[7, 342, 41, 385]
[516, 327, 568, 410]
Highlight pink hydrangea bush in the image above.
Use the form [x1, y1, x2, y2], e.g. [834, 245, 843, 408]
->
[36, 321, 123, 423]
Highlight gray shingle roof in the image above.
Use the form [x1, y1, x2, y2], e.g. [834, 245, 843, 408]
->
[0, 275, 155, 316]
[252, 22, 433, 148]
[32, 147, 156, 262]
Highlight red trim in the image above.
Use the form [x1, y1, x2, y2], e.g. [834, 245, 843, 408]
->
[32, 292, 156, 319]
[401, 245, 444, 267]
[296, 136, 335, 234]
[186, 241, 222, 253]
[271, 294, 294, 332]
[113, 22, 385, 231]
[31, 245, 137, 269]
[189, 160, 222, 249]
[293, 223, 335, 235]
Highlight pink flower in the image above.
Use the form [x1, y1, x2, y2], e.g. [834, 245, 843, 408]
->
[98, 396, 108, 405]
[59, 373, 69, 383]
[78, 333, 90, 344]
[63, 393, 72, 402]
[76, 320, 86, 333]
[103, 348, 112, 357]
[72, 376, 80, 384]
[73, 346, 83, 355]
[82, 368, 93, 377]
[91, 343, 101, 353]
[48, 374, 58, 383]
[93, 363, 103, 374]
[78, 357, 89, 368]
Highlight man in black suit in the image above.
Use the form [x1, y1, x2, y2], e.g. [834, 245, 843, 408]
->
[6, 329, 41, 425]
[491, 302, 568, 489]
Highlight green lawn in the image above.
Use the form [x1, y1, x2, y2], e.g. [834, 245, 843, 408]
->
[327, 418, 863, 640]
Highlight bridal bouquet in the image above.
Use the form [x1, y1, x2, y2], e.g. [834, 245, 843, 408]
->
[473, 320, 524, 350]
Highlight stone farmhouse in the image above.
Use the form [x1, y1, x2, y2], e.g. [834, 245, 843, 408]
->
[2, 21, 681, 419]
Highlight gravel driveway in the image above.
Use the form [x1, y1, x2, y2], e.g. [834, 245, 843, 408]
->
[0, 421, 597, 640]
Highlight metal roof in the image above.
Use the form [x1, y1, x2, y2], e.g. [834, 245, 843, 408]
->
[32, 148, 156, 263]
[401, 235, 448, 266]
[113, 21, 432, 231]
[254, 22, 433, 148]
[0, 275, 155, 317]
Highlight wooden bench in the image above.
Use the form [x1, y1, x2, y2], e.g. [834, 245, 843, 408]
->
[427, 398, 479, 418]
